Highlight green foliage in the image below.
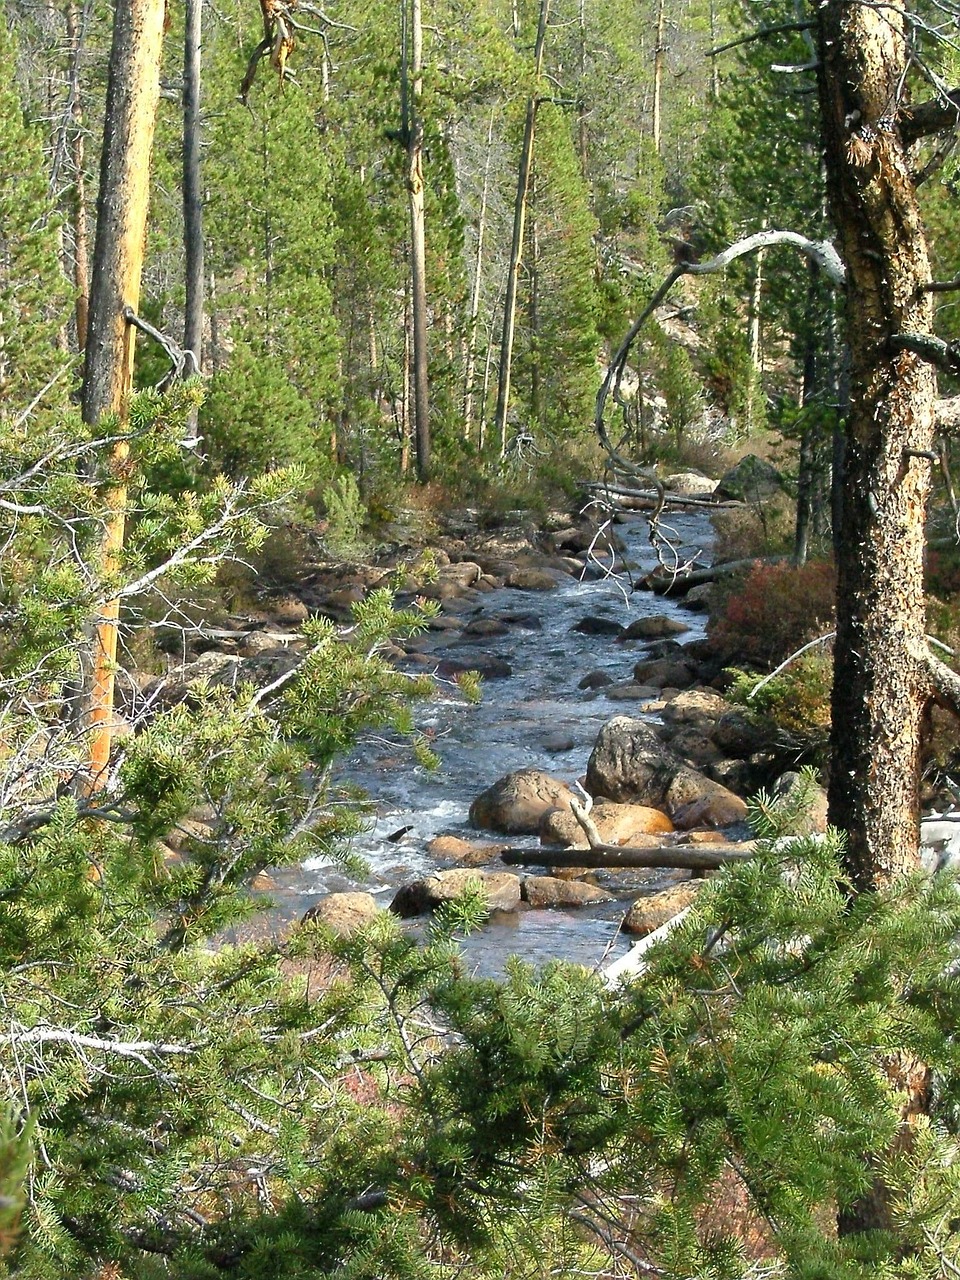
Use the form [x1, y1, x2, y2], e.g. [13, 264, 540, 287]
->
[199, 341, 325, 483]
[0, 34, 72, 422]
[727, 652, 833, 761]
[321, 472, 374, 562]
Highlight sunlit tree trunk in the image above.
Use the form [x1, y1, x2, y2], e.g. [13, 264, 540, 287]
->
[402, 0, 430, 480]
[80, 0, 165, 783]
[464, 107, 496, 442]
[183, 0, 204, 374]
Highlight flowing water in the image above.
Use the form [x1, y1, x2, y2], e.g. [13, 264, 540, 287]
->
[287, 510, 714, 975]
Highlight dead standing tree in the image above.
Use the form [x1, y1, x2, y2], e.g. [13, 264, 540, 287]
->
[80, 0, 166, 784]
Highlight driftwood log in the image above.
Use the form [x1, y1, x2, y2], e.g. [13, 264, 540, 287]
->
[581, 481, 744, 512]
[500, 842, 755, 872]
[644, 554, 787, 595]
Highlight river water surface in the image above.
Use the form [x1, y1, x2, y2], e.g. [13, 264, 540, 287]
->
[291, 510, 714, 975]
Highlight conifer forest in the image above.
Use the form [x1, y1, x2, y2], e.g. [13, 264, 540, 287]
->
[10, 0, 960, 1274]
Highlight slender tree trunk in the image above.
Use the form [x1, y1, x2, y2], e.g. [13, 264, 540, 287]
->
[794, 261, 822, 567]
[748, 237, 765, 376]
[817, 0, 936, 889]
[65, 0, 90, 350]
[652, 0, 665, 155]
[529, 187, 541, 424]
[494, 0, 550, 452]
[81, 0, 165, 783]
[183, 0, 204, 374]
[402, 0, 430, 481]
[400, 285, 412, 473]
[464, 107, 496, 441]
[793, 344, 817, 567]
[577, 0, 588, 168]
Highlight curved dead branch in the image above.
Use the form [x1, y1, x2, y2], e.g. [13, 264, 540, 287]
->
[595, 230, 846, 449]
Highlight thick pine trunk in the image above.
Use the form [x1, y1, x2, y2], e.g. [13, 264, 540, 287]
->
[816, 0, 935, 890]
[815, 0, 940, 1245]
[80, 0, 165, 782]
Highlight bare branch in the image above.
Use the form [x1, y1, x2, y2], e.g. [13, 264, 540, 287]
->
[708, 20, 815, 58]
[500, 844, 755, 871]
[890, 331, 960, 376]
[900, 88, 960, 146]
[920, 647, 960, 718]
[595, 231, 845, 449]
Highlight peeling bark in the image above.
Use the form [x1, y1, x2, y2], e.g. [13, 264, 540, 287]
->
[814, 0, 936, 889]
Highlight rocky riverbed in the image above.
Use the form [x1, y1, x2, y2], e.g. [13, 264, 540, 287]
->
[125, 491, 827, 975]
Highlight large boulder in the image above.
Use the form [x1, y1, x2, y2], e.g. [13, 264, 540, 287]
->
[622, 880, 704, 935]
[437, 654, 513, 680]
[427, 835, 504, 866]
[663, 471, 717, 498]
[303, 892, 380, 936]
[460, 617, 511, 639]
[391, 869, 522, 917]
[470, 768, 575, 834]
[711, 709, 770, 759]
[573, 615, 624, 636]
[620, 615, 690, 641]
[632, 657, 698, 689]
[768, 771, 829, 835]
[506, 567, 562, 591]
[585, 718, 682, 807]
[539, 800, 674, 848]
[715, 454, 784, 502]
[666, 767, 749, 828]
[522, 876, 615, 908]
[660, 689, 730, 732]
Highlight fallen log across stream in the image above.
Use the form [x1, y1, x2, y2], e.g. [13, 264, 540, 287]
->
[580, 481, 745, 512]
[644, 554, 788, 595]
[500, 842, 756, 872]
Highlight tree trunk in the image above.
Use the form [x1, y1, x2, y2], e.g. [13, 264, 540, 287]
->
[816, 0, 936, 890]
[815, 1, 943, 1238]
[183, 0, 204, 374]
[80, 0, 165, 783]
[65, 0, 90, 351]
[402, 0, 430, 481]
[464, 107, 496, 441]
[652, 0, 666, 155]
[494, 0, 550, 452]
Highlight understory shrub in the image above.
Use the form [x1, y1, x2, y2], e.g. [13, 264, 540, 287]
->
[709, 558, 835, 668]
[727, 650, 833, 765]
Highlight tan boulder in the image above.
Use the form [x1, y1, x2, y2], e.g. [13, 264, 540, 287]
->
[470, 768, 575, 834]
[391, 870, 522, 917]
[539, 801, 673, 848]
[427, 835, 503, 866]
[506, 567, 562, 591]
[622, 880, 705, 935]
[522, 876, 615, 908]
[303, 892, 380, 936]
[667, 767, 749, 828]
[660, 689, 730, 730]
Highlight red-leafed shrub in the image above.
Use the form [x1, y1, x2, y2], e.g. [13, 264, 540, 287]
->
[709, 559, 836, 669]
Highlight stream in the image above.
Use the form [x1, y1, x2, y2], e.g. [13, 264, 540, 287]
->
[279, 510, 715, 975]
